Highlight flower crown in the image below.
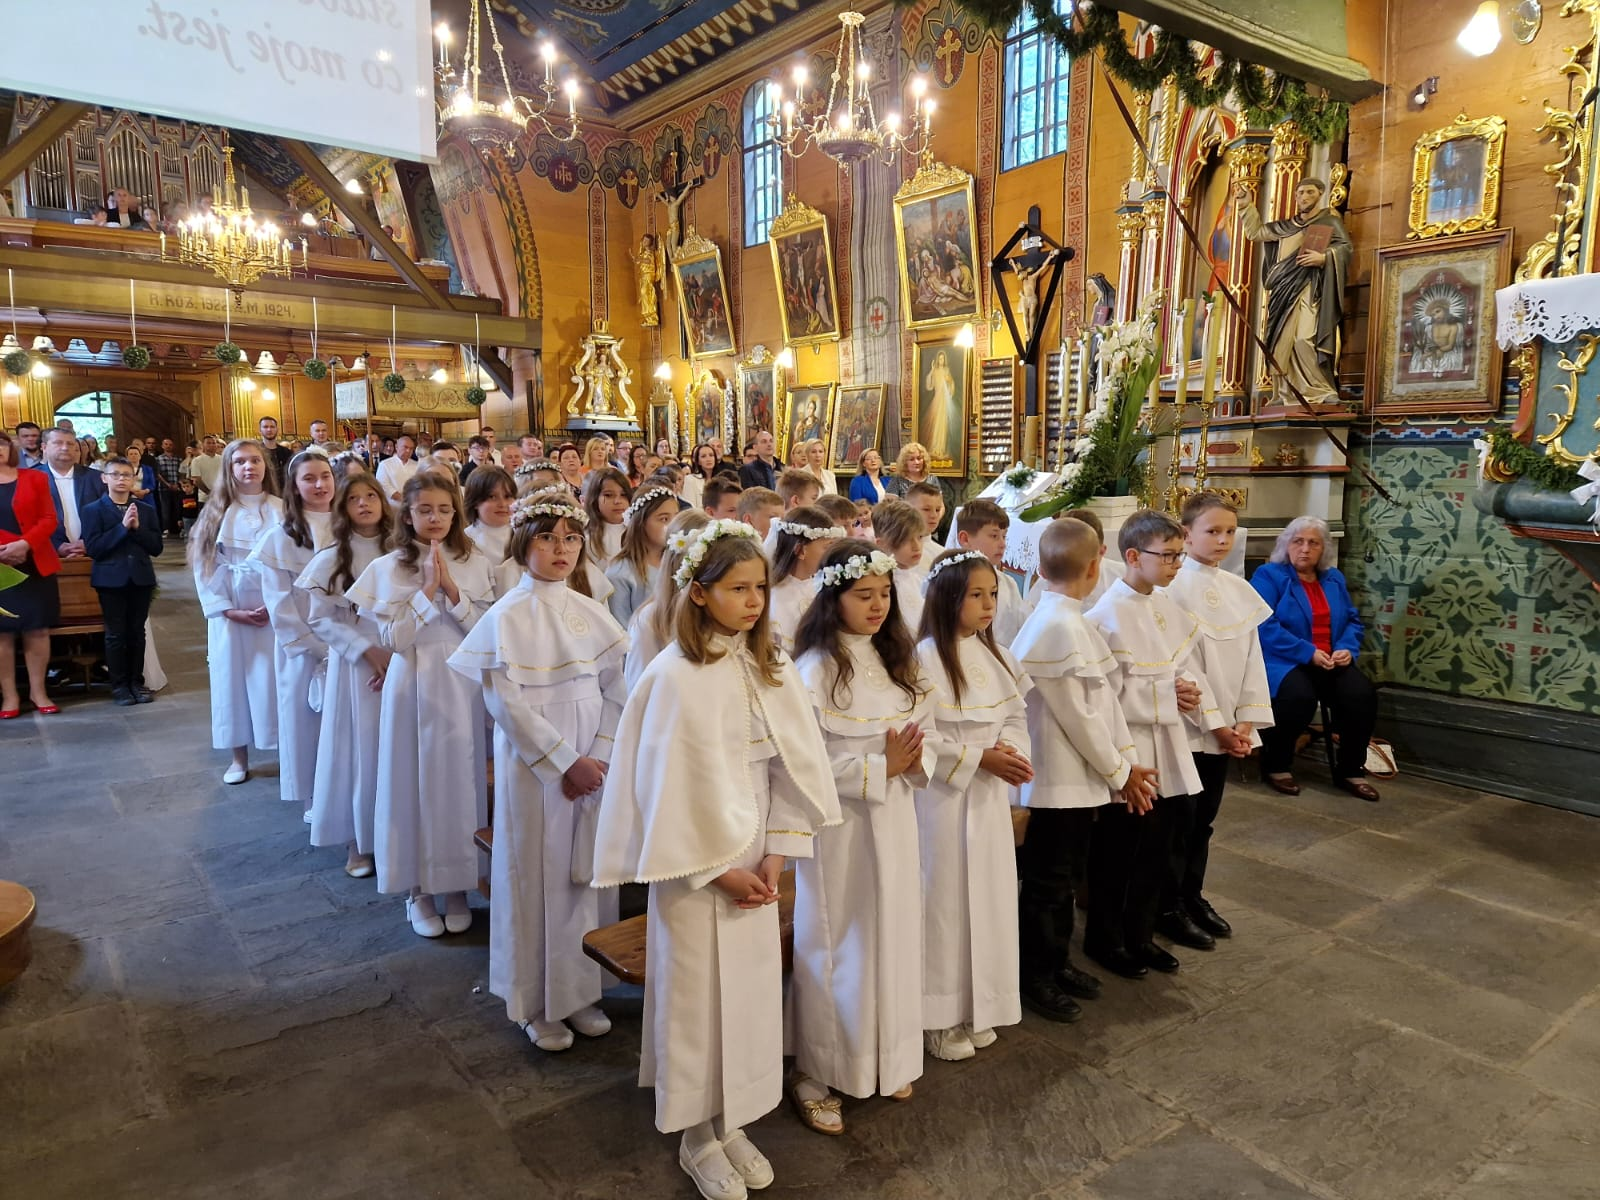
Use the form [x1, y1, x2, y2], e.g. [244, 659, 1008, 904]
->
[510, 495, 587, 529]
[672, 519, 757, 590]
[925, 549, 987, 584]
[814, 549, 896, 591]
[515, 460, 556, 478]
[775, 518, 848, 542]
[625, 486, 675, 522]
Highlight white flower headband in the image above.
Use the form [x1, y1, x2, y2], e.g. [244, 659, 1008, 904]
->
[814, 549, 896, 591]
[925, 549, 987, 584]
[510, 495, 587, 529]
[775, 519, 848, 542]
[515, 461, 555, 478]
[625, 486, 675, 522]
[672, 519, 757, 590]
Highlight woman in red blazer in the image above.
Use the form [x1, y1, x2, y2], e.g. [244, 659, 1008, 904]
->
[0, 429, 61, 716]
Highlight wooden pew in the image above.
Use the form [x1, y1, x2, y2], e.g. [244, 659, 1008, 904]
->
[48, 557, 104, 688]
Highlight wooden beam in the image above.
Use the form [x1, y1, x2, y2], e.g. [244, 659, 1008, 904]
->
[0, 100, 90, 192]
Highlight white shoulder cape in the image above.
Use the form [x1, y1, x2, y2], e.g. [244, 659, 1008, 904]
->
[1164, 559, 1271, 642]
[796, 634, 930, 738]
[448, 577, 625, 686]
[1086, 578, 1200, 676]
[1010, 591, 1116, 680]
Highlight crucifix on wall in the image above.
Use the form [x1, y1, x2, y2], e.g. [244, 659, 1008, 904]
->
[991, 206, 1074, 460]
[654, 133, 703, 256]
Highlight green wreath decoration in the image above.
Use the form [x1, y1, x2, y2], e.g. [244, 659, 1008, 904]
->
[303, 358, 329, 381]
[381, 372, 407, 395]
[122, 344, 152, 370]
[948, 2, 1349, 144]
[1485, 426, 1585, 492]
[2, 349, 30, 377]
[214, 341, 243, 364]
[465, 385, 487, 406]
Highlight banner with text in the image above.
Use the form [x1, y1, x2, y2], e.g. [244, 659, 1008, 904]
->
[8, 0, 436, 162]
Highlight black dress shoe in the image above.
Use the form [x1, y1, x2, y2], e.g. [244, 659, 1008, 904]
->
[1021, 975, 1083, 1023]
[1264, 773, 1301, 796]
[1137, 942, 1181, 973]
[1056, 960, 1103, 1000]
[134, 687, 155, 704]
[1156, 909, 1216, 951]
[1083, 942, 1148, 980]
[1186, 897, 1232, 939]
[112, 688, 138, 707]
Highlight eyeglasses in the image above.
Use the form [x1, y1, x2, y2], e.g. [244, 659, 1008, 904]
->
[1134, 548, 1186, 565]
[531, 533, 584, 548]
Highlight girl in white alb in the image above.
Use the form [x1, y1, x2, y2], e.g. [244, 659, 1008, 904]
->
[592, 523, 840, 1200]
[605, 485, 676, 629]
[622, 508, 708, 692]
[349, 471, 496, 938]
[582, 466, 630, 564]
[449, 493, 627, 1053]
[188, 438, 285, 784]
[914, 549, 1033, 1063]
[463, 463, 522, 597]
[249, 452, 335, 813]
[788, 540, 932, 1136]
[765, 505, 846, 653]
[298, 474, 393, 878]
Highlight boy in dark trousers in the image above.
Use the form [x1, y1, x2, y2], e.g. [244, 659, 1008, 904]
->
[81, 456, 163, 705]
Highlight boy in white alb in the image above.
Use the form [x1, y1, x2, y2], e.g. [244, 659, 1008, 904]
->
[1162, 493, 1273, 944]
[871, 498, 927, 632]
[1011, 519, 1157, 1021]
[1084, 510, 1243, 978]
[954, 499, 1025, 645]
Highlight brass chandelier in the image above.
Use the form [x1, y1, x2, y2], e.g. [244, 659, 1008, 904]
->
[169, 146, 303, 298]
[435, 0, 580, 158]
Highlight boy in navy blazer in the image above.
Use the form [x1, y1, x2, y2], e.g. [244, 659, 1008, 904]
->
[81, 457, 163, 705]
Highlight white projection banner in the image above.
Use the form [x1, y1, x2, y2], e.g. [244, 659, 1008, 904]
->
[6, 0, 437, 162]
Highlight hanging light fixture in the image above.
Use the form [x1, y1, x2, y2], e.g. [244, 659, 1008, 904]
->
[435, 2, 581, 158]
[1457, 1, 1502, 55]
[169, 146, 306, 298]
[768, 12, 935, 170]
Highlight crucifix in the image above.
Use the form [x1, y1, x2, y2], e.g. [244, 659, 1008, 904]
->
[654, 133, 703, 256]
[990, 205, 1073, 465]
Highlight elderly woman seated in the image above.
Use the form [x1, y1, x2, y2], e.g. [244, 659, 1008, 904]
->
[1249, 516, 1380, 802]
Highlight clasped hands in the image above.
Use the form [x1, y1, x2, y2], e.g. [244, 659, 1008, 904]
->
[1312, 649, 1352, 670]
[713, 853, 785, 909]
[420, 540, 461, 605]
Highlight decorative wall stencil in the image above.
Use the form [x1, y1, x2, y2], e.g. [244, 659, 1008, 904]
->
[692, 105, 736, 180]
[911, 0, 984, 89]
[651, 127, 691, 187]
[528, 131, 595, 192]
[599, 140, 647, 209]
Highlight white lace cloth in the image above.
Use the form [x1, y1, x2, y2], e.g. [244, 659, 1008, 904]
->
[1496, 274, 1600, 348]
[947, 471, 1062, 573]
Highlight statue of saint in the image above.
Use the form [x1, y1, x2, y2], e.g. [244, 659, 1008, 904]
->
[1235, 178, 1351, 405]
[633, 234, 665, 327]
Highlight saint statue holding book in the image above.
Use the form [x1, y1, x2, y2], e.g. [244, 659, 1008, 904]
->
[1236, 178, 1351, 404]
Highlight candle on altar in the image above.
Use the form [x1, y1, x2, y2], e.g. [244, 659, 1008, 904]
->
[159, 232, 166, 259]
[1200, 293, 1223, 408]
[1173, 299, 1194, 415]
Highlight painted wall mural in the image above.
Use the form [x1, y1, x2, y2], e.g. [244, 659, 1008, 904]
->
[909, 1, 984, 90]
[599, 140, 647, 209]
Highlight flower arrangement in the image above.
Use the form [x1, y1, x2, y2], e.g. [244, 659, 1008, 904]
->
[624, 487, 675, 521]
[121, 345, 152, 370]
[1021, 294, 1163, 522]
[302, 358, 329, 381]
[774, 519, 847, 541]
[1002, 462, 1037, 490]
[214, 341, 243, 364]
[381, 372, 407, 395]
[465, 385, 487, 406]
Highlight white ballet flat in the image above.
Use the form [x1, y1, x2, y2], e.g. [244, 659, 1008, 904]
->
[221, 764, 247, 785]
[720, 1131, 774, 1190]
[678, 1138, 748, 1200]
[406, 895, 445, 938]
[344, 854, 375, 879]
[441, 892, 472, 934]
[567, 1004, 611, 1037]
[525, 1017, 574, 1052]
[924, 1026, 975, 1062]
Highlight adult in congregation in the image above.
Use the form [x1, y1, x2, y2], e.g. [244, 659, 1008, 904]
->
[739, 429, 779, 490]
[257, 416, 294, 483]
[1250, 516, 1380, 802]
[35, 427, 104, 556]
[849, 447, 888, 504]
[799, 438, 838, 495]
[882, 441, 954, 539]
[0, 429, 62, 717]
[375, 434, 420, 505]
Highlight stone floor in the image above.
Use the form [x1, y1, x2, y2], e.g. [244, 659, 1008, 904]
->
[3, 560, 1599, 1200]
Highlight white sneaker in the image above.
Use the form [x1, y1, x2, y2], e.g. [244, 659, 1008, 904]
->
[525, 1017, 574, 1052]
[344, 854, 375, 879]
[567, 1004, 611, 1037]
[406, 894, 445, 938]
[966, 1025, 998, 1049]
[720, 1130, 774, 1191]
[441, 891, 472, 934]
[222, 764, 247, 785]
[924, 1026, 975, 1061]
[301, 810, 313, 825]
[678, 1137, 748, 1200]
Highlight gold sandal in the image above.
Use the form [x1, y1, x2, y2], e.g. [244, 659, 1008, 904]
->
[889, 1083, 914, 1101]
[787, 1077, 844, 1136]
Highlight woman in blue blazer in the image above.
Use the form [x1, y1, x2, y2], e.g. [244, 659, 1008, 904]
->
[1250, 516, 1379, 801]
[847, 447, 889, 504]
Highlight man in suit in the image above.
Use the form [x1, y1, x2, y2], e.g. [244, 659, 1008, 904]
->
[34, 427, 105, 557]
[738, 429, 778, 491]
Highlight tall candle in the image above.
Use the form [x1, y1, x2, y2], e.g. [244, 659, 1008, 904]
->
[1200, 293, 1223, 408]
[1173, 299, 1194, 415]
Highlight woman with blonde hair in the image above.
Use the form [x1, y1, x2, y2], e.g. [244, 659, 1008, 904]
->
[801, 438, 838, 496]
[883, 441, 953, 537]
[582, 436, 615, 477]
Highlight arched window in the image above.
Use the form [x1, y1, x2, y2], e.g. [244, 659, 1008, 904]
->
[1003, 0, 1073, 171]
[56, 392, 116, 444]
[743, 84, 783, 246]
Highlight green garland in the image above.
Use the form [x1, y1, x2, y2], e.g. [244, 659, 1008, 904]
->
[1486, 426, 1585, 492]
[950, 2, 1348, 144]
[465, 385, 487, 406]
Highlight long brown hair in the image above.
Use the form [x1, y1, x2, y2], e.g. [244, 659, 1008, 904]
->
[675, 532, 781, 686]
[617, 485, 676, 581]
[794, 538, 924, 711]
[393, 471, 472, 572]
[918, 551, 1008, 707]
[187, 438, 281, 573]
[646, 508, 709, 644]
[581, 466, 631, 561]
[770, 504, 837, 585]
[328, 475, 392, 594]
[280, 451, 335, 550]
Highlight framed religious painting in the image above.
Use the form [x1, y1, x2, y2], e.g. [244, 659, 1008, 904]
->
[780, 382, 835, 461]
[682, 368, 733, 450]
[736, 347, 783, 446]
[829, 384, 886, 472]
[671, 228, 737, 359]
[1407, 113, 1506, 239]
[893, 161, 982, 330]
[647, 395, 677, 459]
[910, 336, 971, 477]
[1365, 229, 1512, 416]
[768, 197, 841, 347]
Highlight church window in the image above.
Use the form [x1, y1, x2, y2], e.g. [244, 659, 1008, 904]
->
[1002, 0, 1073, 171]
[743, 84, 783, 246]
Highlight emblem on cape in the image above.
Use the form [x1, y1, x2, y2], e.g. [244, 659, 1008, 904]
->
[1204, 587, 1222, 609]
[564, 611, 591, 636]
[1153, 610, 1168, 631]
[970, 664, 989, 688]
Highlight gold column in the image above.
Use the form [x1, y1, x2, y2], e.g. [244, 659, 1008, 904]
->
[226, 369, 254, 440]
[23, 374, 54, 429]
[1115, 207, 1146, 323]
[1268, 121, 1311, 220]
[1224, 138, 1270, 401]
[1140, 194, 1169, 311]
[1129, 90, 1152, 186]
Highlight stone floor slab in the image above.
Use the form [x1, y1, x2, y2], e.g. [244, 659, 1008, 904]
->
[1083, 1123, 1321, 1199]
[1204, 845, 1383, 929]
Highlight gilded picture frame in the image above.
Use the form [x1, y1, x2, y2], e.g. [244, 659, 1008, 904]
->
[780, 382, 835, 463]
[768, 196, 841, 347]
[910, 337, 971, 477]
[671, 227, 738, 359]
[893, 160, 982, 331]
[1407, 113, 1506, 240]
[682, 368, 733, 450]
[736, 345, 784, 448]
[829, 384, 887, 472]
[1365, 229, 1512, 416]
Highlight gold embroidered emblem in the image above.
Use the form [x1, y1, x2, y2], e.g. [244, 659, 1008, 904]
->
[970, 665, 990, 687]
[1204, 587, 1221, 609]
[564, 611, 590, 635]
[1153, 610, 1168, 631]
